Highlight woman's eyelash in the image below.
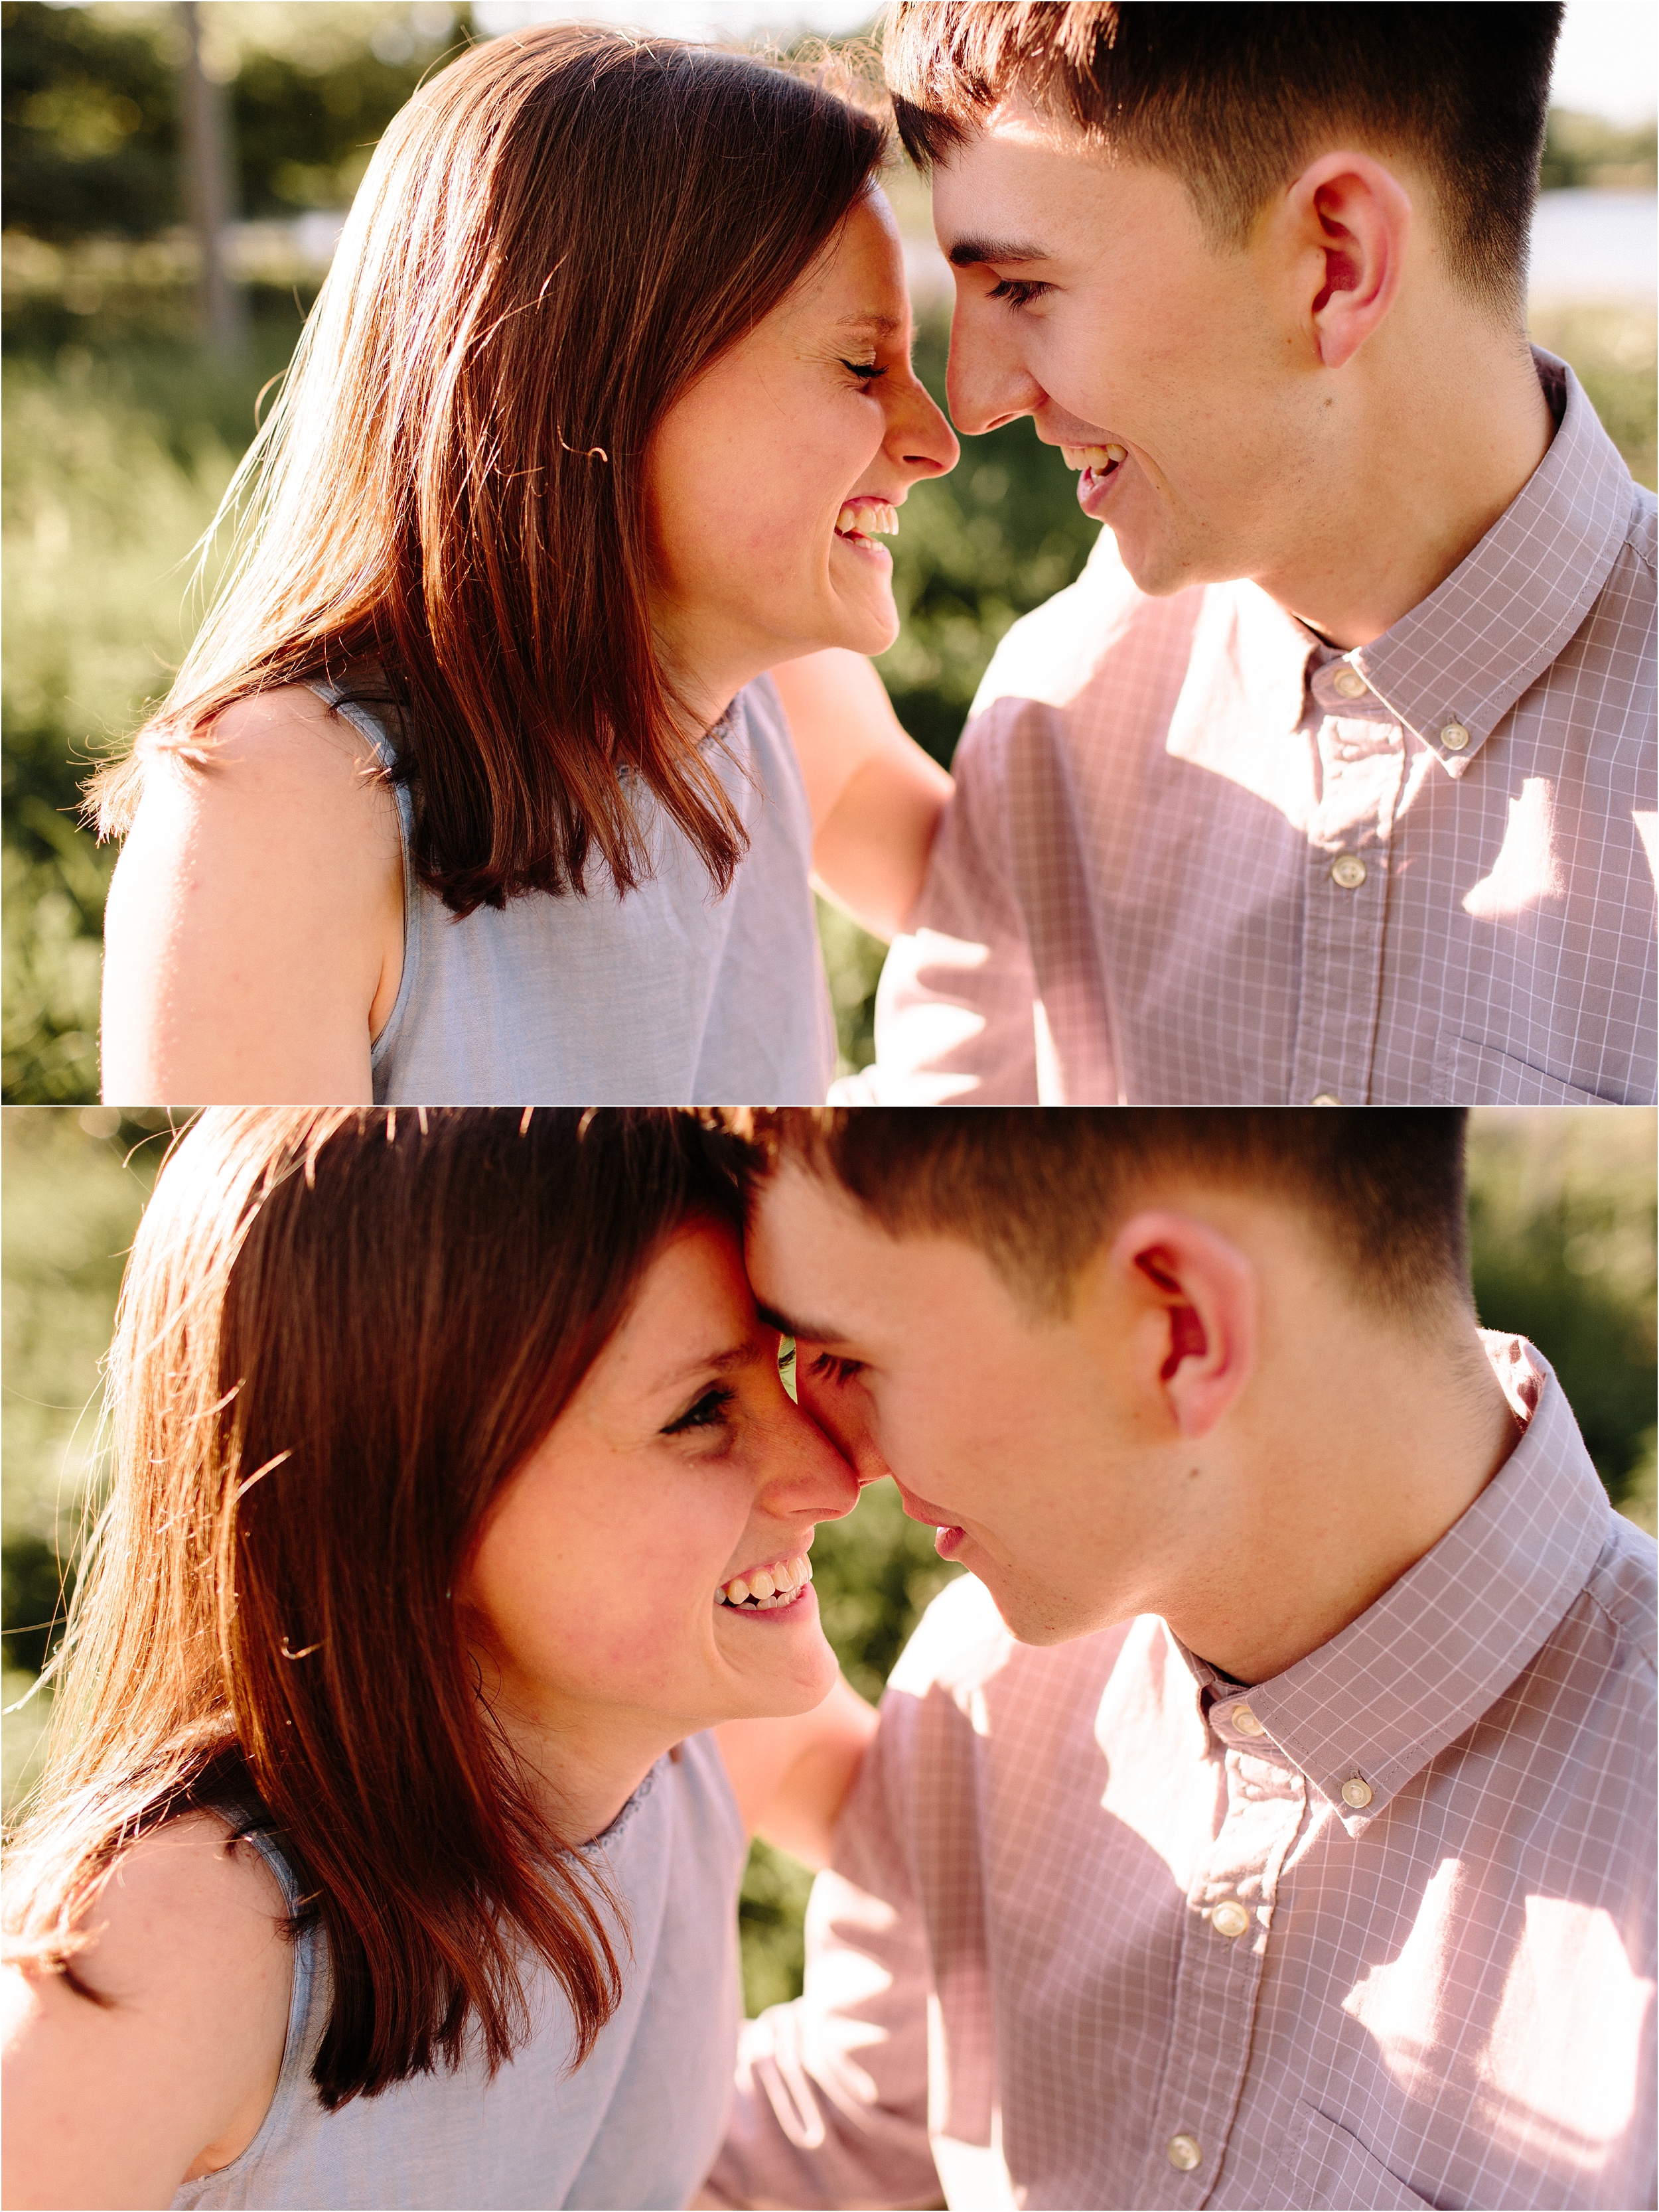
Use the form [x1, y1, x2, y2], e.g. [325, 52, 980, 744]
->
[988, 277, 1051, 308]
[662, 1385, 736, 1434]
[841, 359, 888, 382]
[810, 1353, 865, 1384]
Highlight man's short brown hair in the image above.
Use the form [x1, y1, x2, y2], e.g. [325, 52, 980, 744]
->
[885, 1, 1561, 316]
[748, 1108, 1473, 1325]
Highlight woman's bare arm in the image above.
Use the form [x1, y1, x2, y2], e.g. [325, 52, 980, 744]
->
[770, 650, 951, 945]
[1, 1815, 293, 2210]
[100, 686, 404, 1105]
[715, 1673, 880, 1871]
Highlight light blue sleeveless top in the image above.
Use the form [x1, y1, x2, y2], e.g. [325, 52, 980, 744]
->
[172, 1734, 745, 2211]
[313, 675, 835, 1105]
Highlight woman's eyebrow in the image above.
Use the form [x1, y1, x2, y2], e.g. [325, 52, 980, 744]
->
[659, 1336, 769, 1389]
[835, 311, 902, 336]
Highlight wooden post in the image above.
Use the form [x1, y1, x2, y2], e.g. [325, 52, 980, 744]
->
[178, 1, 246, 353]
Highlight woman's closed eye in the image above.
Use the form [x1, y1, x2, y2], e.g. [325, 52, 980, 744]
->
[810, 1353, 865, 1385]
[841, 358, 889, 383]
[662, 1385, 737, 1434]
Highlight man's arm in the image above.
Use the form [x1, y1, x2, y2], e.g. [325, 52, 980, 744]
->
[716, 1675, 879, 1870]
[703, 1701, 942, 2211]
[770, 651, 953, 944]
[849, 710, 1041, 1103]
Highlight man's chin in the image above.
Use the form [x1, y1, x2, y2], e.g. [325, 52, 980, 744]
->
[1110, 517, 1232, 602]
[973, 1565, 1105, 1648]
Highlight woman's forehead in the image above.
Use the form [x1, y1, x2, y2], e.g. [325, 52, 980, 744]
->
[781, 191, 910, 330]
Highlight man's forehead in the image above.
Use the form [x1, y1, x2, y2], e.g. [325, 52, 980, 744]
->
[931, 102, 1120, 256]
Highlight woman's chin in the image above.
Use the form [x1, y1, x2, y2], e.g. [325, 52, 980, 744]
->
[813, 590, 898, 660]
[715, 1591, 839, 1710]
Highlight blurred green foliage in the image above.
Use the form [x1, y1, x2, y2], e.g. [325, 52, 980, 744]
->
[3, 1107, 1653, 2010]
[1, 2, 473, 236]
[1540, 109, 1658, 193]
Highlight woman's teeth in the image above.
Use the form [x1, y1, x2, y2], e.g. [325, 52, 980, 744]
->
[835, 502, 899, 539]
[1060, 443, 1127, 471]
[717, 1554, 814, 1609]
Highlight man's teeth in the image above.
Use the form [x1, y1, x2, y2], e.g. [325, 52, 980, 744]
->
[1060, 443, 1127, 471]
[717, 1554, 814, 1608]
[835, 502, 899, 539]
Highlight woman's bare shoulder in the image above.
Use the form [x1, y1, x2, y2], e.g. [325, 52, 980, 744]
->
[169, 681, 399, 823]
[2, 1813, 295, 2207]
[102, 682, 405, 1104]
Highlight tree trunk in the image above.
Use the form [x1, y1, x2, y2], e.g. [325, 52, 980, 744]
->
[178, 1, 246, 354]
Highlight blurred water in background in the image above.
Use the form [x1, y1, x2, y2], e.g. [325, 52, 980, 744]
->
[243, 186, 1659, 309]
[1530, 188, 1657, 299]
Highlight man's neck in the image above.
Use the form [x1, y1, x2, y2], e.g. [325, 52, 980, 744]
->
[1160, 1324, 1525, 1686]
[1261, 313, 1555, 651]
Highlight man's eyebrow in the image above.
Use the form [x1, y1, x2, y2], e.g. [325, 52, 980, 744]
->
[946, 236, 1050, 268]
[754, 1300, 850, 1347]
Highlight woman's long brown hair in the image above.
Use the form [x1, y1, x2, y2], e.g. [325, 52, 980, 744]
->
[92, 29, 888, 916]
[3, 1107, 749, 2107]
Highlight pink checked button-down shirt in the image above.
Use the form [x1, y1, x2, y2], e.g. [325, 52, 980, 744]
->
[709, 1338, 1658, 2212]
[859, 354, 1656, 1105]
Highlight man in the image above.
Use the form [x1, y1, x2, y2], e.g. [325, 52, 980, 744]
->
[707, 1109, 1656, 2211]
[852, 3, 1655, 1105]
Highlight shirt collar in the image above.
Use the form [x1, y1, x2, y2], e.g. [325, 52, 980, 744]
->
[1176, 1334, 1615, 1835]
[1346, 350, 1638, 778]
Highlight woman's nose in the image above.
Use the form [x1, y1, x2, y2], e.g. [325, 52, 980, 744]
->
[764, 1393, 863, 1525]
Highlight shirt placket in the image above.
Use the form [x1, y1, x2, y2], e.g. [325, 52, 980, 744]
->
[1133, 1741, 1307, 2209]
[1289, 694, 1406, 1106]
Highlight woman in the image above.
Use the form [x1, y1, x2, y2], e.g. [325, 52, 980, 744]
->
[1, 1107, 873, 2209]
[97, 28, 958, 1105]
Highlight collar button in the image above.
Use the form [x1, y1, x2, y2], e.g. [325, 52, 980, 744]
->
[1440, 722, 1471, 752]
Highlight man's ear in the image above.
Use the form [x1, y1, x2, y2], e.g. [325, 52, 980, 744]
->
[1102, 1210, 1257, 1440]
[1279, 150, 1412, 370]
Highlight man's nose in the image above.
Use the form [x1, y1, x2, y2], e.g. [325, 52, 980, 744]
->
[891, 373, 960, 483]
[946, 289, 1044, 438]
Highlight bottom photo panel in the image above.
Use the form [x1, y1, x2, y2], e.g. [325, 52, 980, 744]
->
[3, 1104, 1655, 2212]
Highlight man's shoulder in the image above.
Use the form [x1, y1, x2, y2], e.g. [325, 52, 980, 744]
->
[1581, 1509, 1658, 1684]
[966, 531, 1211, 726]
[1623, 477, 1656, 583]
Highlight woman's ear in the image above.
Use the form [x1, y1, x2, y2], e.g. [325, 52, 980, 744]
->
[1102, 1210, 1258, 1440]
[1278, 149, 1412, 370]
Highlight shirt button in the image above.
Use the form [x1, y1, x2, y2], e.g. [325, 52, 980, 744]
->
[1333, 665, 1368, 698]
[1330, 853, 1367, 889]
[1439, 722, 1471, 751]
[1311, 1092, 1342, 1105]
[1167, 2133, 1203, 2172]
[1211, 1898, 1251, 1939]
[1228, 1703, 1266, 1736]
[1341, 1775, 1374, 1809]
